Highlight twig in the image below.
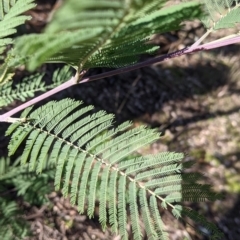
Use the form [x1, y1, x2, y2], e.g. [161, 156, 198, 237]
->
[1, 35, 240, 123]
[189, 29, 212, 49]
[0, 76, 76, 122]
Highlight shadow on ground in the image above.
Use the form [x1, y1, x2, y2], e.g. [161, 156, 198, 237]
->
[68, 58, 230, 124]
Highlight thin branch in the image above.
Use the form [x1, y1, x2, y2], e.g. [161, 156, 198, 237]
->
[1, 34, 240, 123]
[189, 29, 212, 49]
[80, 47, 192, 84]
[80, 34, 240, 84]
[198, 35, 240, 49]
[0, 76, 77, 122]
[0, 47, 191, 123]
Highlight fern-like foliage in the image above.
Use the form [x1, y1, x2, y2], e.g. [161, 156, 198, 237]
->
[0, 156, 54, 204]
[0, 0, 36, 50]
[0, 156, 54, 239]
[0, 0, 36, 86]
[12, 0, 203, 71]
[0, 197, 29, 240]
[200, 0, 240, 30]
[6, 99, 223, 239]
[0, 73, 45, 108]
[0, 65, 73, 109]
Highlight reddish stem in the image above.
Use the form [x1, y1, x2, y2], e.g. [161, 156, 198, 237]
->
[0, 76, 76, 122]
[0, 35, 240, 123]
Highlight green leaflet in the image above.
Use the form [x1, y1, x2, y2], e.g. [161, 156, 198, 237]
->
[0, 1, 224, 238]
[6, 99, 223, 239]
[0, 73, 45, 108]
[0, 0, 36, 88]
[0, 66, 73, 109]
[13, 0, 202, 71]
[197, 0, 240, 30]
[0, 156, 54, 239]
[0, 197, 29, 240]
[0, 0, 36, 48]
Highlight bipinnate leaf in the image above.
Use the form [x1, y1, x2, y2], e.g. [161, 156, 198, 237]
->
[0, 66, 73, 108]
[195, 0, 240, 30]
[0, 0, 36, 47]
[13, 0, 203, 71]
[6, 99, 223, 239]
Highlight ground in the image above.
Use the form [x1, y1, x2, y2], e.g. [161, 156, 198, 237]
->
[1, 0, 240, 239]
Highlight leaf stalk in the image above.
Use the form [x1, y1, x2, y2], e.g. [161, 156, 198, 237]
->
[1, 34, 240, 122]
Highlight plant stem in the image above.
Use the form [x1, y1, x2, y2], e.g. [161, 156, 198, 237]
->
[80, 34, 240, 84]
[0, 76, 76, 122]
[80, 47, 192, 84]
[1, 34, 240, 123]
[189, 29, 212, 49]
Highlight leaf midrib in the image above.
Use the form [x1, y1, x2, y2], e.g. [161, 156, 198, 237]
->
[26, 122, 176, 212]
[79, 0, 132, 71]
